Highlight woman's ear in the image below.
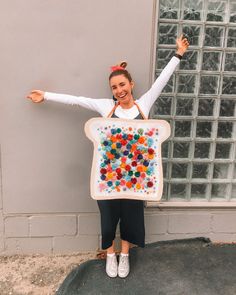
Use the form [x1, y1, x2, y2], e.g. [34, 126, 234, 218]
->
[131, 81, 135, 96]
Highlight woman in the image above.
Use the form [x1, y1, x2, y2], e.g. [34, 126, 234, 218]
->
[27, 35, 189, 278]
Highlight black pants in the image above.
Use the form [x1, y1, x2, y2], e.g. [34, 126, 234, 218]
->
[97, 199, 145, 250]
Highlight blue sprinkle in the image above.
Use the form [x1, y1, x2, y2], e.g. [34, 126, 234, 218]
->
[137, 154, 143, 160]
[143, 160, 149, 167]
[123, 150, 129, 156]
[107, 181, 113, 187]
[126, 143, 132, 150]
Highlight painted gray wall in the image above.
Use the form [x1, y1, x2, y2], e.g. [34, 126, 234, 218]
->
[0, 0, 155, 253]
[1, 0, 235, 254]
[1, 0, 154, 215]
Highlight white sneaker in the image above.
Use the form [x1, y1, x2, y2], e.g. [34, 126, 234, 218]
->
[106, 254, 118, 278]
[118, 254, 130, 278]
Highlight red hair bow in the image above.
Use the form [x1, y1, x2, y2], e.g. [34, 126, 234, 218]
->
[110, 65, 125, 72]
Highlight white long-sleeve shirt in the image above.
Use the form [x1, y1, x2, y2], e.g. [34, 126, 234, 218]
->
[44, 56, 180, 119]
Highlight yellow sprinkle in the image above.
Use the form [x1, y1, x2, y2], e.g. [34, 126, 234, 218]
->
[136, 183, 141, 189]
[107, 173, 113, 179]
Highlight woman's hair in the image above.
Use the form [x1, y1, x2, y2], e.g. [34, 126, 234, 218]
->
[109, 61, 133, 82]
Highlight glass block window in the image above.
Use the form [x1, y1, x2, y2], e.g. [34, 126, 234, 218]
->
[152, 0, 236, 202]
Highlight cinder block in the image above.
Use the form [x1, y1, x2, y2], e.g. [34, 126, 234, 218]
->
[168, 213, 211, 234]
[53, 235, 99, 253]
[146, 234, 168, 244]
[98, 235, 121, 251]
[116, 223, 120, 234]
[5, 216, 29, 237]
[145, 214, 168, 234]
[0, 187, 2, 210]
[209, 233, 236, 243]
[0, 212, 4, 234]
[4, 237, 53, 254]
[0, 237, 4, 253]
[30, 215, 77, 237]
[78, 214, 100, 235]
[212, 213, 236, 233]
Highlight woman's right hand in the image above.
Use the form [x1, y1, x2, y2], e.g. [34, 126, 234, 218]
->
[26, 90, 45, 103]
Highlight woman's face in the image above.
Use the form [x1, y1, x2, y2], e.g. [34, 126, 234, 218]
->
[110, 74, 134, 104]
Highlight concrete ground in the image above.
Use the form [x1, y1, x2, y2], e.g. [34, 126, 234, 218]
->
[57, 238, 236, 295]
[0, 252, 97, 295]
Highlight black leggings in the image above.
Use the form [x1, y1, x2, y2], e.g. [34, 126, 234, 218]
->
[97, 199, 145, 250]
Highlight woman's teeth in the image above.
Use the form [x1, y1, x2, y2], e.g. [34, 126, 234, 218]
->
[119, 94, 126, 98]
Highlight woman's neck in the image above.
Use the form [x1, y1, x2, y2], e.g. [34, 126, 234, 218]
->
[119, 98, 135, 109]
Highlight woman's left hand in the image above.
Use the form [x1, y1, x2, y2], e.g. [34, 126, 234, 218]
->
[176, 34, 190, 56]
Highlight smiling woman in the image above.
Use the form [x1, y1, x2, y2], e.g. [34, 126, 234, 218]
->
[26, 34, 189, 279]
[110, 74, 134, 108]
[109, 62, 134, 108]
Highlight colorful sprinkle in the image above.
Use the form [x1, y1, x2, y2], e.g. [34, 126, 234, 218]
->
[97, 124, 159, 195]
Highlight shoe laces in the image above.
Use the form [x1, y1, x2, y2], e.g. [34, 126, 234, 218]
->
[119, 256, 129, 270]
[107, 255, 117, 270]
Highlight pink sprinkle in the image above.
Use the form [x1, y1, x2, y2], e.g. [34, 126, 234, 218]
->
[99, 183, 107, 191]
[120, 180, 126, 186]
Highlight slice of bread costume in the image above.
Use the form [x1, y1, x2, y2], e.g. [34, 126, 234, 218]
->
[84, 118, 170, 201]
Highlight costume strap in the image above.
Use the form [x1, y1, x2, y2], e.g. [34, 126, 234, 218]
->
[107, 101, 147, 120]
[133, 101, 147, 120]
[107, 102, 120, 118]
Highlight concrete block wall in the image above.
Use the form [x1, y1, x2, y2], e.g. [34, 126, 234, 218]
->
[1, 209, 236, 254]
[145, 209, 236, 245]
[2, 214, 100, 254]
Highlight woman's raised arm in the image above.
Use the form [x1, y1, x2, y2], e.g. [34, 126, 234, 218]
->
[137, 34, 189, 117]
[26, 89, 114, 117]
